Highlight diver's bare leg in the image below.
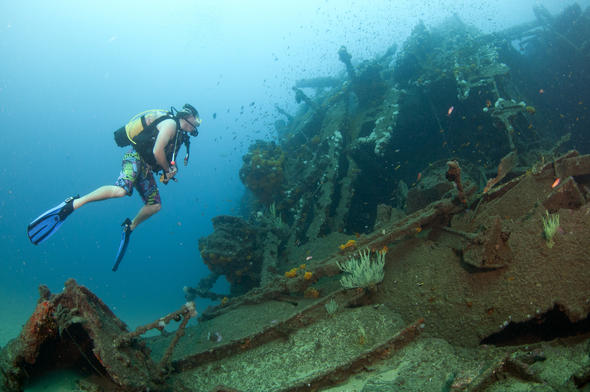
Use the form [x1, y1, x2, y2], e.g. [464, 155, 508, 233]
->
[130, 204, 161, 230]
[73, 186, 127, 210]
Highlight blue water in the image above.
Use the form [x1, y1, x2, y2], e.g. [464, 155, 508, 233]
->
[0, 0, 586, 345]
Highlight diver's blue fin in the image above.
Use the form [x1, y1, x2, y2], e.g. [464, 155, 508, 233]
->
[27, 195, 79, 245]
[112, 218, 132, 272]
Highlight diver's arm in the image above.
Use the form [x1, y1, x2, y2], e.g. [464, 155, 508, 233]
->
[153, 120, 176, 174]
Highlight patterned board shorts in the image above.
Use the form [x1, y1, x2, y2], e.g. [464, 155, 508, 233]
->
[115, 150, 161, 205]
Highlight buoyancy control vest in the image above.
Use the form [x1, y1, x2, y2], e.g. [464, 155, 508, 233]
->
[114, 109, 191, 172]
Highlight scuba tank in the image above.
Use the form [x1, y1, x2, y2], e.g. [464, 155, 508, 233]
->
[113, 106, 198, 177]
[114, 109, 170, 147]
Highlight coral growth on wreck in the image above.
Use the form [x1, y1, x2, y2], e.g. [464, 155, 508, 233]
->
[239, 140, 285, 204]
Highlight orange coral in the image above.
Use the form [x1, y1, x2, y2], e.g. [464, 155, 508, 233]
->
[284, 268, 298, 278]
[303, 271, 313, 280]
[339, 239, 356, 250]
[304, 287, 320, 298]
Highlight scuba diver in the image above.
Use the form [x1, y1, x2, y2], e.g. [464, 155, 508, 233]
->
[27, 104, 201, 271]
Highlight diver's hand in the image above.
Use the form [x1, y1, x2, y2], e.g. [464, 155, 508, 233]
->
[162, 166, 178, 184]
[166, 165, 178, 181]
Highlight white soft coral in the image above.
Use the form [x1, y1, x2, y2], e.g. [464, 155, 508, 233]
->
[185, 301, 198, 318]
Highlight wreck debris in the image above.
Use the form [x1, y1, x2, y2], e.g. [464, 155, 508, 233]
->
[274, 105, 294, 122]
[114, 302, 197, 371]
[183, 271, 224, 302]
[0, 279, 168, 392]
[485, 98, 526, 150]
[239, 140, 286, 205]
[194, 203, 291, 297]
[174, 290, 366, 372]
[454, 43, 510, 101]
[196, 194, 470, 324]
[459, 217, 512, 269]
[231, 5, 589, 290]
[446, 160, 467, 204]
[478, 151, 590, 211]
[352, 87, 399, 157]
[377, 43, 397, 64]
[292, 87, 318, 111]
[463, 350, 546, 392]
[159, 311, 192, 371]
[278, 317, 425, 392]
[543, 176, 587, 211]
[198, 215, 264, 296]
[201, 144, 590, 344]
[259, 216, 289, 286]
[533, 4, 586, 55]
[218, 9, 570, 294]
[483, 151, 518, 193]
[303, 129, 345, 241]
[337, 45, 356, 80]
[551, 150, 590, 178]
[404, 161, 470, 213]
[294, 76, 341, 90]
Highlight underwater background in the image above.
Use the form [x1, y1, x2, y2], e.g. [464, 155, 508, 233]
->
[0, 0, 587, 360]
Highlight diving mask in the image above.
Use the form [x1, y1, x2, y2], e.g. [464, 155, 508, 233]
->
[182, 103, 201, 136]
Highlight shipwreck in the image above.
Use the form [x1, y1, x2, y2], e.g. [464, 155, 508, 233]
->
[2, 4, 590, 391]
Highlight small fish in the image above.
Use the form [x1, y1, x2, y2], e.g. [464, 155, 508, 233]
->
[486, 99, 492, 108]
[416, 172, 422, 182]
[305, 256, 313, 261]
[539, 89, 544, 95]
[447, 106, 454, 116]
[551, 178, 561, 188]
